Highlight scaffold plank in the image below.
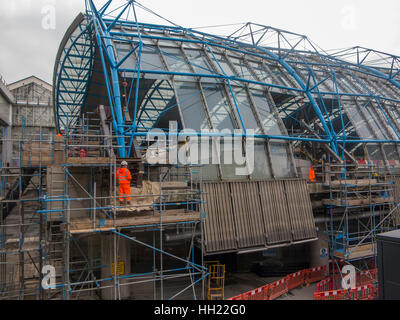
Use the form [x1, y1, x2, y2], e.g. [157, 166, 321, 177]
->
[323, 197, 394, 207]
[334, 244, 376, 260]
[69, 210, 201, 234]
[66, 157, 111, 165]
[323, 179, 378, 187]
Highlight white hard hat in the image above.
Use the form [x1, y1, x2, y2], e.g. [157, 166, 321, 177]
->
[121, 161, 128, 166]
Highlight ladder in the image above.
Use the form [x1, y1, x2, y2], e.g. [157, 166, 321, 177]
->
[206, 261, 225, 300]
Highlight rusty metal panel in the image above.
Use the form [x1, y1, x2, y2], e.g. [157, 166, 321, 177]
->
[284, 180, 317, 241]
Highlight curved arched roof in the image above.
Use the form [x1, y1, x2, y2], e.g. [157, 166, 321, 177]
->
[54, 6, 400, 176]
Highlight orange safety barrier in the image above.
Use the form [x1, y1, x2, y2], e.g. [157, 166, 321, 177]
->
[269, 278, 288, 300]
[226, 265, 377, 301]
[357, 269, 378, 287]
[286, 271, 305, 291]
[226, 294, 243, 301]
[306, 266, 327, 284]
[316, 277, 333, 293]
[317, 274, 345, 293]
[349, 284, 376, 300]
[313, 289, 348, 300]
[245, 285, 270, 301]
[328, 259, 345, 274]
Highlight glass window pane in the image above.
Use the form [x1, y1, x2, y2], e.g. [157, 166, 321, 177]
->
[175, 82, 210, 131]
[265, 64, 294, 88]
[139, 45, 166, 73]
[210, 53, 235, 77]
[344, 103, 373, 139]
[251, 140, 272, 179]
[199, 139, 219, 181]
[160, 47, 192, 79]
[251, 93, 282, 135]
[270, 142, 293, 178]
[202, 84, 236, 130]
[184, 49, 215, 76]
[219, 140, 247, 180]
[373, 106, 397, 140]
[115, 42, 137, 71]
[384, 145, 399, 161]
[367, 145, 384, 162]
[248, 61, 275, 85]
[228, 55, 256, 82]
[232, 87, 260, 132]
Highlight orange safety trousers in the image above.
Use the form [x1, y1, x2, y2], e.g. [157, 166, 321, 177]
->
[119, 184, 131, 202]
[116, 168, 132, 202]
[309, 167, 316, 182]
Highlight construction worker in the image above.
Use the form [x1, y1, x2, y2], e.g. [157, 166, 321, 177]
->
[309, 165, 316, 183]
[79, 148, 88, 158]
[116, 161, 132, 205]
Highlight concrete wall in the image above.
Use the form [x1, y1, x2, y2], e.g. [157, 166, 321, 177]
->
[12, 104, 55, 128]
[8, 77, 52, 105]
[309, 223, 330, 268]
[0, 83, 13, 168]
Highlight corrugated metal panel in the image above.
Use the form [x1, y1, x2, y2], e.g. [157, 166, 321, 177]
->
[259, 180, 292, 244]
[230, 182, 265, 248]
[203, 179, 316, 254]
[284, 180, 317, 241]
[203, 182, 236, 253]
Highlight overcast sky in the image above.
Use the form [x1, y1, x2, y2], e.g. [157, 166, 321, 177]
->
[1, 0, 400, 84]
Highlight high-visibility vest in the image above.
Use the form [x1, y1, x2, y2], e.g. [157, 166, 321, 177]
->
[116, 168, 132, 184]
[309, 167, 316, 182]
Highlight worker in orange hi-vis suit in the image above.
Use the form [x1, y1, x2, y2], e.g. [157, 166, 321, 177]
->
[309, 166, 316, 183]
[116, 161, 132, 205]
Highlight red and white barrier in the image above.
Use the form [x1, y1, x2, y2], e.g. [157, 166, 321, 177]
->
[245, 285, 269, 301]
[268, 278, 288, 300]
[226, 265, 378, 301]
[314, 289, 347, 300]
[286, 271, 305, 291]
[306, 266, 327, 284]
[226, 295, 243, 301]
[349, 284, 376, 300]
[316, 276, 333, 293]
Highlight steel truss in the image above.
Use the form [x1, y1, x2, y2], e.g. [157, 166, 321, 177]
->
[53, 1, 400, 169]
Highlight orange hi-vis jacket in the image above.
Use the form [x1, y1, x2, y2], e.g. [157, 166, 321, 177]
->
[116, 168, 132, 185]
[309, 167, 316, 182]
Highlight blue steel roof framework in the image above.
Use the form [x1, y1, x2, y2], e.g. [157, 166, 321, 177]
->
[53, 0, 400, 173]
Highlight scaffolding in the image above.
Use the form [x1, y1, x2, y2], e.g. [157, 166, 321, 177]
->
[319, 161, 398, 288]
[0, 113, 208, 300]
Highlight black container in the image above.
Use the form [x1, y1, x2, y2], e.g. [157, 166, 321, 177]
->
[377, 230, 400, 300]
